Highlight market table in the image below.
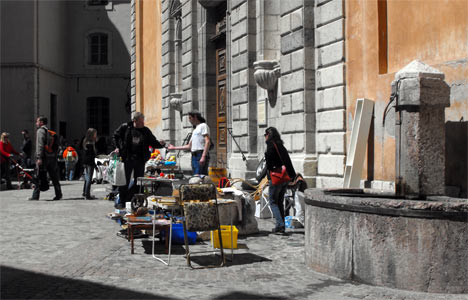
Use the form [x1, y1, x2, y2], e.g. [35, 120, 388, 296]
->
[126, 217, 171, 255]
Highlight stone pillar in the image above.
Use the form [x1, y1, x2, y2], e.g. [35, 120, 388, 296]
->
[393, 60, 450, 197]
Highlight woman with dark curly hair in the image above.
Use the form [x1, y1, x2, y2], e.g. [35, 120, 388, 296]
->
[264, 127, 296, 233]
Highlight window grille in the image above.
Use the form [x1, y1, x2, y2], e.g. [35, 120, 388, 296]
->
[88, 33, 108, 65]
[87, 97, 110, 135]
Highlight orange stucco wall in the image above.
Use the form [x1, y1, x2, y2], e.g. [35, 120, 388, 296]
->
[346, 0, 468, 182]
[135, 0, 162, 131]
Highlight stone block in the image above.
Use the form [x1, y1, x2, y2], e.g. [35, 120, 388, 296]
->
[280, 0, 303, 16]
[264, 15, 279, 32]
[264, 34, 281, 52]
[282, 114, 305, 133]
[315, 0, 343, 27]
[317, 40, 344, 67]
[292, 133, 305, 152]
[231, 40, 239, 57]
[281, 53, 291, 74]
[238, 34, 247, 53]
[303, 4, 315, 30]
[291, 91, 305, 112]
[183, 64, 192, 79]
[317, 132, 346, 154]
[239, 69, 249, 87]
[231, 86, 248, 105]
[232, 19, 247, 41]
[231, 0, 245, 10]
[238, 2, 247, 22]
[315, 18, 344, 47]
[232, 120, 248, 136]
[281, 29, 304, 54]
[317, 109, 345, 131]
[232, 105, 240, 121]
[281, 70, 304, 94]
[317, 154, 345, 176]
[280, 14, 291, 35]
[232, 53, 249, 73]
[290, 8, 303, 32]
[182, 51, 192, 66]
[316, 63, 345, 89]
[281, 94, 292, 114]
[264, 0, 280, 14]
[239, 103, 249, 120]
[290, 49, 304, 72]
[231, 5, 239, 25]
[316, 85, 345, 110]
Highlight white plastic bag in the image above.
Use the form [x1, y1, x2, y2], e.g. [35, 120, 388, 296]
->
[107, 156, 126, 186]
[113, 160, 126, 186]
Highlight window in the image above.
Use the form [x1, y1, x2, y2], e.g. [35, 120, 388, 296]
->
[87, 0, 108, 6]
[87, 97, 109, 135]
[88, 33, 108, 65]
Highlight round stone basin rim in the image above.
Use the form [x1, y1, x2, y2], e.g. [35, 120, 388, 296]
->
[305, 188, 468, 221]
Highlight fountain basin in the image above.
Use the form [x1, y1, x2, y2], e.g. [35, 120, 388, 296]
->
[304, 188, 468, 293]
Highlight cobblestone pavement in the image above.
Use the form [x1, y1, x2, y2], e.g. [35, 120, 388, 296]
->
[0, 181, 464, 299]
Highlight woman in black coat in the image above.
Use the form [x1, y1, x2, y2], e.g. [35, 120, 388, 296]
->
[264, 127, 296, 233]
[82, 128, 98, 200]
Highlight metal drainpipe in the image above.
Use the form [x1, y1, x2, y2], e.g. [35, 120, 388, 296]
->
[34, 0, 40, 120]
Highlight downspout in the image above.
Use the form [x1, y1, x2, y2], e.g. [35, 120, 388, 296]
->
[34, 0, 40, 119]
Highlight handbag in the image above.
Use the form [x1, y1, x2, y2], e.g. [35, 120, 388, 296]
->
[269, 143, 291, 186]
[35, 167, 49, 192]
[107, 155, 126, 186]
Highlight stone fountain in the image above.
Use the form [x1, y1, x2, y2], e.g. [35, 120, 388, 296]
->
[304, 61, 468, 293]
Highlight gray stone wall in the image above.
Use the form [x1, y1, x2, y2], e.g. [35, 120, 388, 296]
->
[314, 0, 346, 187]
[229, 0, 258, 179]
[277, 0, 317, 186]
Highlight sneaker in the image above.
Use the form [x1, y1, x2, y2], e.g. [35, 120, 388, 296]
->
[53, 195, 62, 200]
[28, 197, 39, 201]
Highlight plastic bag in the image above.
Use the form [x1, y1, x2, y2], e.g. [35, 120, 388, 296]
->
[107, 156, 126, 186]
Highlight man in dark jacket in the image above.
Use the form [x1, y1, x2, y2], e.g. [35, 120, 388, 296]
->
[112, 112, 165, 208]
[20, 129, 32, 168]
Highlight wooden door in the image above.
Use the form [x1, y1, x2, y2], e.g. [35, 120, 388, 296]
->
[216, 48, 227, 167]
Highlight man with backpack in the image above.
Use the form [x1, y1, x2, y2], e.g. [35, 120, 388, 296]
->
[29, 116, 62, 201]
[62, 145, 78, 181]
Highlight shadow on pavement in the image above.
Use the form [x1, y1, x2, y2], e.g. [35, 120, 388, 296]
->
[212, 291, 286, 300]
[1, 265, 176, 299]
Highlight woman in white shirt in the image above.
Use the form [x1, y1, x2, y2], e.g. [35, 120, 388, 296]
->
[167, 111, 211, 175]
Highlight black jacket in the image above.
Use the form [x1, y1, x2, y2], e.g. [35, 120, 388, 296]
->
[83, 143, 96, 167]
[112, 121, 164, 162]
[265, 140, 296, 180]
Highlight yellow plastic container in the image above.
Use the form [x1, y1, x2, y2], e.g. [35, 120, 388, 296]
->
[211, 225, 238, 249]
[208, 167, 227, 186]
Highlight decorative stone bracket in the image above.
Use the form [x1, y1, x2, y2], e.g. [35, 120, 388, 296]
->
[169, 93, 183, 112]
[253, 60, 281, 104]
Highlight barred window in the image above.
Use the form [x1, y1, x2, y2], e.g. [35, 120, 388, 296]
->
[87, 97, 109, 135]
[88, 33, 108, 65]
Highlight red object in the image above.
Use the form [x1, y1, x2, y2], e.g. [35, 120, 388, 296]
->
[270, 165, 291, 186]
[159, 172, 164, 177]
[0, 141, 19, 163]
[218, 177, 230, 188]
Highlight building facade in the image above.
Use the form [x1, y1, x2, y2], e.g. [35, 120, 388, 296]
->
[131, 0, 467, 194]
[1, 0, 131, 150]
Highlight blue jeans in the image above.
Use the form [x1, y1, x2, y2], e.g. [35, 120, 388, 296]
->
[268, 180, 288, 228]
[82, 165, 94, 197]
[65, 161, 76, 181]
[191, 151, 209, 175]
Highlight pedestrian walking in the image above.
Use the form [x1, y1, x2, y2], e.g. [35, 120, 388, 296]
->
[20, 129, 33, 168]
[82, 128, 98, 200]
[29, 116, 62, 201]
[62, 145, 78, 181]
[264, 127, 296, 234]
[112, 112, 166, 208]
[0, 132, 20, 190]
[167, 111, 211, 175]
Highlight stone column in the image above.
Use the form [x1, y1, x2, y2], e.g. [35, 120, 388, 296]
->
[393, 60, 450, 197]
